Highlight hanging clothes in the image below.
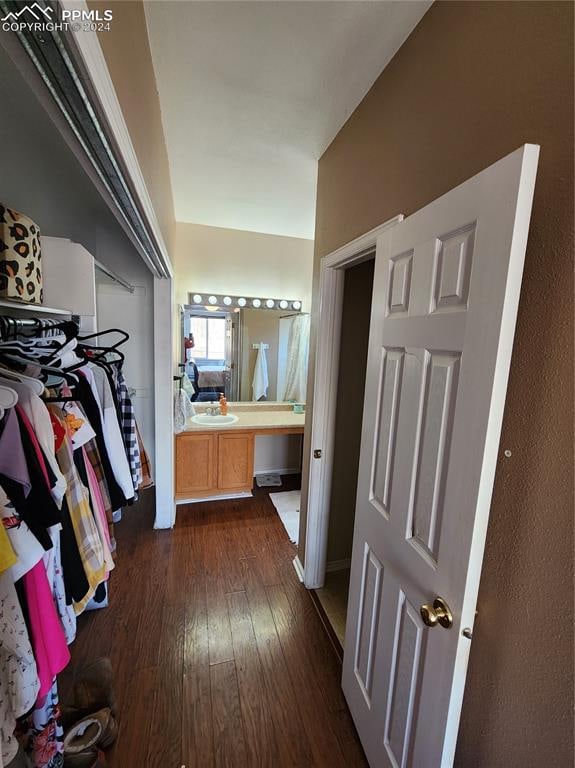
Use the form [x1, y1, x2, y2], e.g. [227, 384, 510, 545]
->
[110, 364, 142, 494]
[49, 408, 105, 615]
[0, 525, 16, 573]
[0, 572, 39, 767]
[0, 379, 66, 507]
[81, 366, 134, 504]
[72, 375, 128, 512]
[0, 314, 151, 768]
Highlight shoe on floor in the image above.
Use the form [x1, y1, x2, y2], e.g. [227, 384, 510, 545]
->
[64, 708, 118, 753]
[73, 658, 116, 714]
[64, 748, 107, 768]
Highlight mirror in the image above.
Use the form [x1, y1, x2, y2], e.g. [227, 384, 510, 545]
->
[180, 296, 310, 403]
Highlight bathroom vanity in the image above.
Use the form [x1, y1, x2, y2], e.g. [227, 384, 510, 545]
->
[175, 403, 305, 503]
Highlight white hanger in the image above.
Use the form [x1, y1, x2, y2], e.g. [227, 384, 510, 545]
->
[0, 384, 18, 410]
[0, 365, 45, 395]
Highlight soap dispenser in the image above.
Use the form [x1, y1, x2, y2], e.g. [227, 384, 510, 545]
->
[219, 393, 228, 416]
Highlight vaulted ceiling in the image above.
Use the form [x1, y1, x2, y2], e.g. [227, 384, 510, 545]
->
[145, 1, 431, 239]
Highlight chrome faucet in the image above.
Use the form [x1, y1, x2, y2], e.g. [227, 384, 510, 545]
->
[206, 404, 221, 416]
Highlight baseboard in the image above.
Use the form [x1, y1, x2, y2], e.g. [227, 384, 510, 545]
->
[292, 555, 305, 583]
[325, 558, 351, 573]
[175, 491, 253, 505]
[254, 467, 301, 477]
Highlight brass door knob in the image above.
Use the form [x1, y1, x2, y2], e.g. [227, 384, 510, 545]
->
[420, 597, 453, 629]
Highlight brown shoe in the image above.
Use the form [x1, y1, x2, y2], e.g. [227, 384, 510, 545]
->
[64, 748, 107, 768]
[73, 658, 116, 715]
[64, 708, 118, 753]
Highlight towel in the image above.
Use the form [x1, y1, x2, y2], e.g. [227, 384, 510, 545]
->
[252, 344, 269, 401]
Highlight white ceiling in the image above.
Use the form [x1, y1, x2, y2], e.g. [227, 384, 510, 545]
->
[145, 1, 431, 239]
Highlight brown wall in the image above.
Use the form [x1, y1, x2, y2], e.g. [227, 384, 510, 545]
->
[89, 0, 175, 260]
[327, 259, 374, 564]
[303, 2, 574, 765]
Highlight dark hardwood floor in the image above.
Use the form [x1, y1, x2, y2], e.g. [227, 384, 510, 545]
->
[60, 477, 368, 767]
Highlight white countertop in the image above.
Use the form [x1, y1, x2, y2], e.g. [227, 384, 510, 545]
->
[180, 402, 305, 432]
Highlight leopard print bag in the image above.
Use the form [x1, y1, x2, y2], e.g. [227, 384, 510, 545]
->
[0, 204, 43, 304]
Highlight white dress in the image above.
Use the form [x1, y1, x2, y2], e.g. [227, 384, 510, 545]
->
[0, 570, 40, 766]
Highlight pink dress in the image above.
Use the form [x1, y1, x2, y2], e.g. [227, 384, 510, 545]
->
[22, 562, 70, 702]
[16, 407, 70, 701]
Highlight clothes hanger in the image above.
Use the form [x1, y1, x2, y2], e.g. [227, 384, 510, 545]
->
[0, 354, 78, 384]
[0, 364, 45, 395]
[78, 328, 129, 345]
[0, 384, 18, 410]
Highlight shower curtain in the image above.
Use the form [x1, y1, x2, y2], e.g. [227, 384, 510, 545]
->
[281, 314, 310, 402]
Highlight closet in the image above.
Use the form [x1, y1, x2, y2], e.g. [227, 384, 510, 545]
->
[0, 29, 157, 768]
[0, 307, 151, 766]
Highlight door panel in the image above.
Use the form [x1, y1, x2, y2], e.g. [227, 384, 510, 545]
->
[383, 589, 424, 768]
[354, 545, 384, 704]
[217, 431, 254, 490]
[175, 433, 217, 495]
[342, 145, 539, 767]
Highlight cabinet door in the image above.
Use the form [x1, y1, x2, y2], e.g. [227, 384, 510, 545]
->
[176, 433, 217, 495]
[217, 432, 254, 490]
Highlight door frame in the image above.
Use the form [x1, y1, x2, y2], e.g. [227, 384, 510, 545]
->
[302, 215, 403, 589]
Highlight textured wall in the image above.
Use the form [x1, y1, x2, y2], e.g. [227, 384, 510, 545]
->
[302, 2, 574, 764]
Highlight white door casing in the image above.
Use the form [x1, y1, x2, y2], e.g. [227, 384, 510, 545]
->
[303, 215, 404, 588]
[342, 145, 539, 767]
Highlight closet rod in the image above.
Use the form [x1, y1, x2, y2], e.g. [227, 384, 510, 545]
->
[94, 260, 135, 293]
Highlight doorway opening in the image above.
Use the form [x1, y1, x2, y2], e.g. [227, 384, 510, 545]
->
[313, 257, 375, 649]
[302, 215, 403, 591]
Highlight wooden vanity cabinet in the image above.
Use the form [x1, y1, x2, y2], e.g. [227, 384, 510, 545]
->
[175, 430, 254, 500]
[217, 431, 254, 490]
[175, 433, 217, 495]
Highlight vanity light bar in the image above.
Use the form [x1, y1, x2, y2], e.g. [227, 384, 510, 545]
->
[188, 293, 303, 312]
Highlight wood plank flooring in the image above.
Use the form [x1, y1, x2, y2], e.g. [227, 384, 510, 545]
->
[60, 478, 368, 768]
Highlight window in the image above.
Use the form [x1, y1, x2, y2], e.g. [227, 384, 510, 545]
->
[190, 316, 226, 360]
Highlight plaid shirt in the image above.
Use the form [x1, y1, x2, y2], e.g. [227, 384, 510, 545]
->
[84, 438, 116, 551]
[49, 407, 106, 615]
[112, 366, 142, 495]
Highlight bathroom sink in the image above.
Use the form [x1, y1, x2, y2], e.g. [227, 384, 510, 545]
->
[191, 413, 239, 426]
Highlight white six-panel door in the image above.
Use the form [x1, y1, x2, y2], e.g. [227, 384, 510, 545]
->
[342, 145, 539, 768]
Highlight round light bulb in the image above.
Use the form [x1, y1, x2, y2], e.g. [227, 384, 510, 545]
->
[252, 298, 261, 308]
[223, 296, 232, 306]
[292, 300, 302, 310]
[208, 295, 218, 305]
[193, 294, 202, 304]
[265, 299, 275, 309]
[279, 300, 288, 310]
[237, 297, 246, 307]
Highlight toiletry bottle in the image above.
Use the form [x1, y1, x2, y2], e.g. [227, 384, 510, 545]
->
[220, 394, 228, 416]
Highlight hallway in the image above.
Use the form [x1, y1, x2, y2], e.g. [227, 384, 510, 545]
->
[60, 481, 368, 767]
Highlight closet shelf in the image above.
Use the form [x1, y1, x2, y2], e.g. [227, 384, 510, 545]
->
[0, 298, 72, 316]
